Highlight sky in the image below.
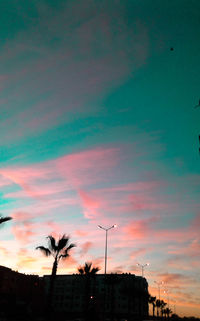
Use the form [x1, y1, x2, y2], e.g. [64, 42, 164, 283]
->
[0, 0, 200, 317]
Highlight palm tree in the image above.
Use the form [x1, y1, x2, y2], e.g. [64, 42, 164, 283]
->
[165, 307, 172, 319]
[0, 215, 12, 224]
[78, 262, 100, 321]
[78, 262, 100, 276]
[36, 234, 76, 310]
[160, 300, 167, 318]
[148, 295, 156, 318]
[156, 299, 161, 317]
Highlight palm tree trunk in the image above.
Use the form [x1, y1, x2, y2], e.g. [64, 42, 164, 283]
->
[157, 306, 159, 317]
[153, 304, 155, 318]
[47, 259, 58, 314]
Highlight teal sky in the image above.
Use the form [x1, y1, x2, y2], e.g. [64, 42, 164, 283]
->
[0, 0, 200, 316]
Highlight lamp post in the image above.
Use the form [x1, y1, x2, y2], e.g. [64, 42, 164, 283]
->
[164, 289, 170, 309]
[154, 281, 163, 300]
[137, 263, 150, 277]
[174, 303, 176, 314]
[98, 224, 117, 274]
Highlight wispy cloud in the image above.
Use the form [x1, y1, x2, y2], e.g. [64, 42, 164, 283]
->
[0, 1, 149, 146]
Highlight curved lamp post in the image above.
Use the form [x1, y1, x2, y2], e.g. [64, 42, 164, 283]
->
[98, 224, 117, 274]
[137, 262, 150, 277]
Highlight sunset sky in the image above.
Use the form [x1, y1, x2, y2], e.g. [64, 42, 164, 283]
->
[0, 0, 200, 317]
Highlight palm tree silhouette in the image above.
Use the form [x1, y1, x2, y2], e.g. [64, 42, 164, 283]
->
[78, 262, 100, 276]
[165, 307, 172, 319]
[0, 215, 12, 224]
[156, 299, 162, 317]
[148, 295, 156, 317]
[36, 234, 76, 313]
[160, 300, 167, 318]
[78, 262, 100, 321]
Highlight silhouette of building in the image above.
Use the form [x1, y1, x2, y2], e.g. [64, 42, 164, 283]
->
[0, 265, 45, 319]
[43, 273, 149, 321]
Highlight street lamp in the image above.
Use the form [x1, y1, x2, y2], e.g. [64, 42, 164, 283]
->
[174, 302, 176, 314]
[137, 263, 150, 278]
[98, 224, 117, 274]
[154, 281, 164, 300]
[164, 289, 170, 309]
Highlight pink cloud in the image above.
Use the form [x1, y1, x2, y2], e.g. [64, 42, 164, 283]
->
[0, 246, 10, 256]
[100, 181, 165, 193]
[78, 189, 102, 219]
[11, 211, 34, 222]
[56, 146, 121, 188]
[1, 146, 121, 198]
[12, 225, 36, 244]
[0, 3, 149, 143]
[153, 229, 188, 243]
[130, 247, 147, 259]
[123, 219, 151, 240]
[74, 230, 89, 237]
[158, 272, 196, 289]
[0, 165, 53, 200]
[59, 255, 78, 270]
[0, 174, 12, 187]
[79, 241, 93, 256]
[16, 248, 37, 269]
[126, 193, 169, 211]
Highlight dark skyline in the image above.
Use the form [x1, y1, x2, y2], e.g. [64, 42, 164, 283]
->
[0, 0, 199, 317]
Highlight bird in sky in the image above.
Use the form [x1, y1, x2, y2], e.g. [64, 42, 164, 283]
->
[194, 99, 200, 108]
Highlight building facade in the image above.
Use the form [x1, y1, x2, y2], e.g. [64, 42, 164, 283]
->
[43, 273, 149, 321]
[0, 265, 44, 319]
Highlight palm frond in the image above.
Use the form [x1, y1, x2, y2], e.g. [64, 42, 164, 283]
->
[85, 262, 92, 274]
[59, 253, 69, 260]
[78, 267, 84, 274]
[47, 235, 57, 252]
[78, 262, 99, 275]
[91, 267, 100, 274]
[57, 234, 70, 250]
[36, 246, 51, 256]
[61, 244, 75, 257]
[66, 243, 76, 251]
[0, 216, 12, 224]
[58, 242, 75, 260]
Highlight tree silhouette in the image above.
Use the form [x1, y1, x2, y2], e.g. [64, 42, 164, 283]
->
[165, 307, 172, 319]
[78, 262, 100, 276]
[36, 234, 76, 313]
[148, 295, 156, 317]
[156, 299, 162, 317]
[160, 300, 167, 318]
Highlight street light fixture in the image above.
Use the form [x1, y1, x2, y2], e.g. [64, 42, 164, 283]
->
[137, 263, 150, 278]
[164, 289, 170, 309]
[98, 224, 117, 274]
[154, 280, 164, 300]
[173, 301, 176, 314]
